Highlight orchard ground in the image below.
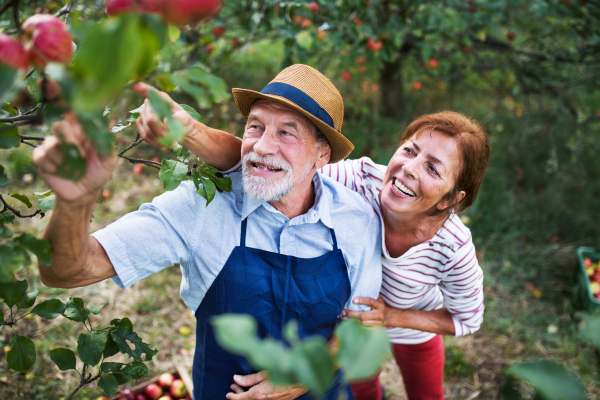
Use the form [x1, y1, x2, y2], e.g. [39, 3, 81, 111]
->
[2, 35, 600, 399]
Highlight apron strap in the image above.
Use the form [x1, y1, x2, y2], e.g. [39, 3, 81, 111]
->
[330, 228, 338, 250]
[240, 218, 248, 247]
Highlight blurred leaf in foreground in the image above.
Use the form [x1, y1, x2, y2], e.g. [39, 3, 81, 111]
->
[507, 360, 587, 400]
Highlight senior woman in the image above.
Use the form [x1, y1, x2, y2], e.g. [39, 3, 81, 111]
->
[135, 88, 489, 398]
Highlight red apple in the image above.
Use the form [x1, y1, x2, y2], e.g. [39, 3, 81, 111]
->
[595, 292, 600, 300]
[138, 0, 161, 13]
[158, 396, 173, 400]
[307, 2, 319, 12]
[353, 17, 362, 27]
[584, 257, 592, 267]
[507, 31, 516, 41]
[590, 281, 600, 295]
[428, 58, 438, 68]
[23, 14, 73, 69]
[106, 0, 136, 15]
[96, 397, 110, 400]
[102, 188, 112, 200]
[37, 77, 61, 100]
[170, 379, 187, 398]
[0, 33, 29, 70]
[133, 164, 144, 175]
[366, 38, 382, 52]
[316, 29, 326, 40]
[120, 389, 137, 400]
[356, 56, 366, 64]
[341, 71, 352, 81]
[412, 81, 422, 90]
[136, 394, 148, 400]
[230, 38, 241, 47]
[212, 26, 225, 36]
[160, 0, 222, 26]
[205, 43, 214, 53]
[151, 156, 161, 163]
[358, 66, 366, 74]
[586, 266, 595, 276]
[145, 383, 163, 400]
[158, 373, 175, 389]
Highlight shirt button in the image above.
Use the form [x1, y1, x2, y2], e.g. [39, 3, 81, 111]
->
[366, 183, 371, 189]
[362, 173, 367, 179]
[312, 211, 317, 218]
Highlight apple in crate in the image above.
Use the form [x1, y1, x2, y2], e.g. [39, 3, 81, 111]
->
[158, 396, 173, 400]
[158, 372, 175, 389]
[119, 389, 137, 400]
[145, 383, 163, 400]
[136, 395, 148, 400]
[170, 379, 188, 398]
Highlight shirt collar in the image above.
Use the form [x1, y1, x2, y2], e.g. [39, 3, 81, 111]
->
[239, 172, 333, 229]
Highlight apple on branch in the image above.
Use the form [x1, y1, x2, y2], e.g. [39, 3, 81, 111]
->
[22, 14, 73, 69]
[0, 33, 29, 70]
[160, 0, 222, 26]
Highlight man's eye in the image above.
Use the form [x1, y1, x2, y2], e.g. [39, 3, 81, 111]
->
[280, 130, 291, 136]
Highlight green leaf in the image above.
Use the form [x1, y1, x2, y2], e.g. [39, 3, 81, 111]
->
[121, 361, 149, 380]
[291, 337, 336, 394]
[201, 176, 216, 205]
[77, 331, 108, 366]
[8, 193, 32, 208]
[49, 348, 77, 371]
[0, 164, 9, 187]
[148, 89, 185, 148]
[34, 190, 53, 197]
[159, 159, 188, 191]
[37, 195, 56, 212]
[31, 299, 66, 319]
[0, 279, 28, 308]
[211, 314, 261, 355]
[7, 335, 36, 372]
[79, 113, 116, 156]
[17, 289, 38, 309]
[335, 319, 390, 380]
[0, 63, 19, 103]
[0, 212, 15, 238]
[63, 297, 90, 322]
[13, 233, 52, 265]
[100, 362, 125, 373]
[56, 142, 86, 182]
[88, 304, 104, 315]
[581, 316, 600, 347]
[0, 124, 20, 149]
[111, 372, 130, 385]
[109, 318, 158, 362]
[0, 244, 29, 282]
[179, 104, 203, 122]
[507, 360, 588, 400]
[98, 374, 119, 397]
[103, 334, 120, 358]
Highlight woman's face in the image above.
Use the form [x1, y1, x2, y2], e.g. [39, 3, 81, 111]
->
[380, 129, 465, 217]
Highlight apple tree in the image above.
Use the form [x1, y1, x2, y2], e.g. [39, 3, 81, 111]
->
[1, 1, 389, 398]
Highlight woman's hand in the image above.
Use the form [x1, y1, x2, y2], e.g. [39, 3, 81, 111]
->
[226, 372, 307, 400]
[342, 295, 394, 327]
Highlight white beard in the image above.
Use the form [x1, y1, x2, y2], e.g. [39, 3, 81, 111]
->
[242, 152, 314, 202]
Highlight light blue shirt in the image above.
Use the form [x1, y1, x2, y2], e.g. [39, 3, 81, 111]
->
[92, 171, 382, 312]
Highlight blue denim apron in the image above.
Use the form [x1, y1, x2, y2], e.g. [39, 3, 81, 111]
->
[192, 218, 355, 399]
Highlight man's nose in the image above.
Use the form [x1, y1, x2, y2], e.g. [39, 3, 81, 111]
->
[253, 127, 278, 156]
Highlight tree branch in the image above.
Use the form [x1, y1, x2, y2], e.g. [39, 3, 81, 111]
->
[0, 194, 45, 219]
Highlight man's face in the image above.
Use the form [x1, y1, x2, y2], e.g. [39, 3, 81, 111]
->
[241, 100, 327, 202]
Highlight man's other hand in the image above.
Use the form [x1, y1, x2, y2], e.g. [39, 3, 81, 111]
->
[226, 371, 308, 400]
[130, 82, 198, 149]
[33, 112, 118, 203]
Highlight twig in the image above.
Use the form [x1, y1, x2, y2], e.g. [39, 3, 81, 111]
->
[19, 135, 44, 141]
[11, 0, 20, 32]
[117, 134, 143, 156]
[0, 194, 45, 219]
[0, 113, 43, 124]
[118, 155, 161, 169]
[0, 0, 16, 18]
[66, 364, 102, 400]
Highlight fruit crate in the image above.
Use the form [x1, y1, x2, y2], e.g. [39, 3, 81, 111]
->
[574, 247, 600, 314]
[110, 365, 193, 400]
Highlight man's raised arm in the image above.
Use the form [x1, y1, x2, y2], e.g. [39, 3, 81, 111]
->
[33, 113, 118, 288]
[131, 83, 242, 171]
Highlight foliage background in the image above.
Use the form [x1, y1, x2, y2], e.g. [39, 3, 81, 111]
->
[1, 0, 600, 399]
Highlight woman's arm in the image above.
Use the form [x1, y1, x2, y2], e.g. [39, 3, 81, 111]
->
[342, 296, 456, 336]
[319, 157, 386, 193]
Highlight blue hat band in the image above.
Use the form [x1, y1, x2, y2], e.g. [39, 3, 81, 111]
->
[260, 82, 337, 132]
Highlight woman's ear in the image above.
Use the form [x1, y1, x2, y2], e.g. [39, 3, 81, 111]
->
[437, 190, 466, 211]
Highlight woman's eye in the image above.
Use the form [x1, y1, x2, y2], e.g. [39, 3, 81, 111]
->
[403, 147, 414, 155]
[429, 165, 439, 176]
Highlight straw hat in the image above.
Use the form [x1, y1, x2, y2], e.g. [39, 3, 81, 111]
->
[232, 64, 353, 164]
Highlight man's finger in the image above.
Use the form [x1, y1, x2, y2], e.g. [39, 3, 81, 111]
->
[230, 383, 245, 394]
[233, 372, 268, 387]
[130, 82, 153, 97]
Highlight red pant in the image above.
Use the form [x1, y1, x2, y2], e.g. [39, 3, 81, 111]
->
[349, 335, 445, 400]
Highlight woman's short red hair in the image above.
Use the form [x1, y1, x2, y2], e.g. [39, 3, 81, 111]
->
[399, 111, 491, 213]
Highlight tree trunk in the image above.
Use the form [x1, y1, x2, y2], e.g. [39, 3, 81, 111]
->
[380, 58, 404, 118]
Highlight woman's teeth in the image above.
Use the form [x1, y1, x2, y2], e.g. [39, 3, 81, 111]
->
[393, 179, 416, 197]
[252, 162, 282, 172]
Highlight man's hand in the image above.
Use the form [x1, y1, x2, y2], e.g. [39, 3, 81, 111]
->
[33, 112, 118, 203]
[342, 296, 392, 327]
[226, 372, 307, 400]
[130, 82, 198, 149]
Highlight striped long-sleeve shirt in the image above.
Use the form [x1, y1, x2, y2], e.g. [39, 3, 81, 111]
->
[320, 157, 484, 344]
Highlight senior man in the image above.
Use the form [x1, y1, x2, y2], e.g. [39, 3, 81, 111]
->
[33, 64, 382, 400]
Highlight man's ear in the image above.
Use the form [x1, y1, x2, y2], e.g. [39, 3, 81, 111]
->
[436, 190, 466, 211]
[314, 143, 331, 169]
